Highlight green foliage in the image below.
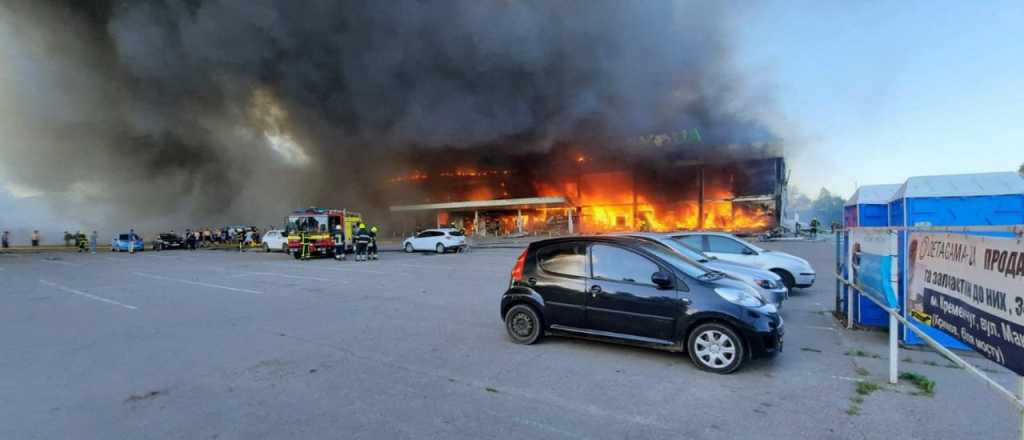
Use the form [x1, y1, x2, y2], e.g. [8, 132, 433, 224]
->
[855, 381, 881, 396]
[810, 188, 846, 226]
[899, 372, 936, 396]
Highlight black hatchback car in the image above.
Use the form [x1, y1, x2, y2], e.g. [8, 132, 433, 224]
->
[500, 236, 783, 373]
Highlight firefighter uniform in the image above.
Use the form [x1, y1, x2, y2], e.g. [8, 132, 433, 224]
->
[354, 224, 371, 262]
[368, 226, 379, 260]
[76, 231, 87, 252]
[299, 231, 312, 260]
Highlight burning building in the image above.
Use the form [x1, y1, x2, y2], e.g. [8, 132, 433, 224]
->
[385, 135, 786, 236]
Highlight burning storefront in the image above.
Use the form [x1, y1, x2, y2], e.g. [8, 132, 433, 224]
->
[385, 139, 786, 236]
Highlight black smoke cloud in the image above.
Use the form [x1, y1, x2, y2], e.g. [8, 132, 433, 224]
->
[0, 0, 779, 231]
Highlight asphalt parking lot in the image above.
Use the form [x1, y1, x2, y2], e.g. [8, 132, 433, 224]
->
[1, 240, 1018, 439]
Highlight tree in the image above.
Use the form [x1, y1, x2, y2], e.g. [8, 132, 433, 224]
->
[1019, 162, 1023, 176]
[810, 188, 846, 226]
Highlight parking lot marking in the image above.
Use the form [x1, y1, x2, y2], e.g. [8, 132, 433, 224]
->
[229, 271, 332, 282]
[302, 265, 390, 275]
[832, 375, 864, 383]
[132, 272, 263, 294]
[39, 279, 138, 310]
[40, 258, 82, 267]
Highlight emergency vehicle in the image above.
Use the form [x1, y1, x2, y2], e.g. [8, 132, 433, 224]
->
[285, 207, 363, 259]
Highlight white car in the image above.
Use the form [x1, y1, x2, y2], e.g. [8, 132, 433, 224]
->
[618, 232, 789, 308]
[669, 231, 815, 289]
[261, 229, 289, 253]
[403, 228, 467, 253]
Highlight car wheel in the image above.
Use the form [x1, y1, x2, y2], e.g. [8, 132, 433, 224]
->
[504, 304, 543, 345]
[264, 244, 271, 253]
[687, 323, 745, 374]
[435, 243, 445, 254]
[281, 244, 289, 254]
[292, 249, 301, 259]
[771, 269, 796, 290]
[404, 243, 414, 253]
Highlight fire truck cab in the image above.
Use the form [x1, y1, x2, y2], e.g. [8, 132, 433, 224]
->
[285, 207, 364, 259]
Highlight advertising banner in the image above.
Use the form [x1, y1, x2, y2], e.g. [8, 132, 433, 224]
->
[848, 229, 900, 309]
[908, 232, 1024, 375]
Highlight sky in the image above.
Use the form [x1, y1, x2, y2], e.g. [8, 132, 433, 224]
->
[735, 0, 1024, 198]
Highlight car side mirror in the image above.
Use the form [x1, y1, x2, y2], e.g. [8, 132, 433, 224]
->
[742, 248, 757, 255]
[651, 271, 673, 289]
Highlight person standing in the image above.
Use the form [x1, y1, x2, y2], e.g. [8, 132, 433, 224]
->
[90, 230, 98, 254]
[354, 223, 371, 262]
[1, 230, 9, 249]
[368, 225, 379, 260]
[128, 228, 136, 254]
[31, 230, 40, 247]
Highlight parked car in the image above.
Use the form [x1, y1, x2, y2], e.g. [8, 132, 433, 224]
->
[617, 232, 788, 308]
[403, 228, 467, 253]
[152, 233, 185, 251]
[669, 232, 816, 289]
[111, 233, 144, 252]
[500, 236, 783, 374]
[261, 229, 289, 253]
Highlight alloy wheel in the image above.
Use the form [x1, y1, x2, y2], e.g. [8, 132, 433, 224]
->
[694, 329, 737, 369]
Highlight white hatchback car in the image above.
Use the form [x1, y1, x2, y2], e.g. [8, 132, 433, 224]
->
[403, 228, 467, 253]
[261, 229, 289, 253]
[669, 231, 816, 289]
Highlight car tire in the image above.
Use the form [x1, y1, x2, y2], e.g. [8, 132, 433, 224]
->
[281, 244, 289, 254]
[404, 243, 414, 253]
[504, 304, 543, 345]
[687, 323, 745, 374]
[292, 249, 301, 259]
[771, 269, 796, 290]
[435, 243, 445, 254]
[264, 244, 271, 253]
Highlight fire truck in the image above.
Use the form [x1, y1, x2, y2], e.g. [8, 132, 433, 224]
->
[285, 207, 364, 259]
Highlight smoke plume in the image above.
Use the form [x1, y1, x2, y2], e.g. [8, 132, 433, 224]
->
[0, 0, 780, 232]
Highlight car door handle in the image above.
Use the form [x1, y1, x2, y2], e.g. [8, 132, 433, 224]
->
[589, 285, 602, 297]
[679, 297, 692, 305]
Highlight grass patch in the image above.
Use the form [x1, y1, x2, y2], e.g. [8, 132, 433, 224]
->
[845, 406, 861, 416]
[844, 350, 882, 359]
[485, 387, 499, 393]
[855, 381, 882, 396]
[855, 367, 870, 377]
[800, 347, 822, 353]
[900, 372, 936, 396]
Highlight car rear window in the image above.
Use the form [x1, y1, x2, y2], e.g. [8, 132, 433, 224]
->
[448, 230, 464, 236]
[118, 234, 130, 240]
[537, 243, 586, 277]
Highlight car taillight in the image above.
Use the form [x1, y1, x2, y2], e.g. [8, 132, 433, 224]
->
[510, 249, 527, 282]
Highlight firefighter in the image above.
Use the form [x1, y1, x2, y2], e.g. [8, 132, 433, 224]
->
[76, 230, 87, 252]
[368, 225, 379, 260]
[299, 230, 312, 260]
[354, 223, 371, 262]
[351, 222, 359, 257]
[333, 224, 347, 261]
[809, 218, 820, 239]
